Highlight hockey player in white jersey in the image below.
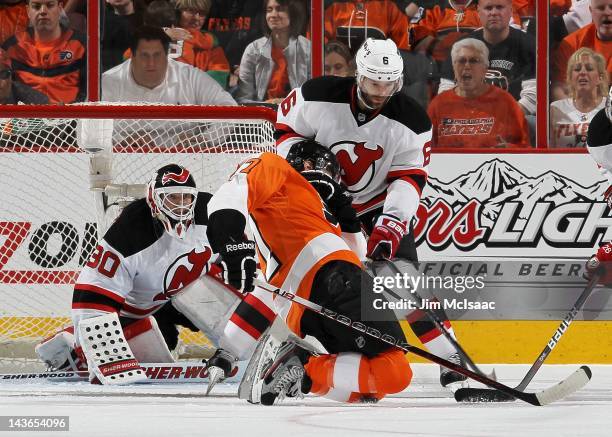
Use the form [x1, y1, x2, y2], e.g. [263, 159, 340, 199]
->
[36, 164, 242, 384]
[586, 89, 612, 283]
[274, 37, 467, 387]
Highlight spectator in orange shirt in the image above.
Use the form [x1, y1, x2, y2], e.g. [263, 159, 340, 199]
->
[173, 0, 231, 88]
[0, 0, 29, 45]
[324, 0, 410, 52]
[1, 0, 86, 103]
[0, 49, 48, 103]
[236, 0, 310, 104]
[324, 39, 355, 77]
[410, 0, 483, 63]
[552, 0, 612, 100]
[428, 38, 531, 148]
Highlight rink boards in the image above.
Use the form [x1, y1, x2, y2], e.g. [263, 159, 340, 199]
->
[1, 151, 611, 363]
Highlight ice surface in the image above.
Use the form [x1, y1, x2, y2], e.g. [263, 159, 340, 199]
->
[0, 364, 610, 437]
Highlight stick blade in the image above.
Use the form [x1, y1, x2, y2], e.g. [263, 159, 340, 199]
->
[454, 388, 516, 403]
[534, 366, 592, 406]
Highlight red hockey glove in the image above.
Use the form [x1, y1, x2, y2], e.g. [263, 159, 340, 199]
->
[366, 215, 407, 260]
[585, 242, 612, 285]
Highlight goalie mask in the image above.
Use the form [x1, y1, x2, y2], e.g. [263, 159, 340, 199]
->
[286, 139, 341, 182]
[146, 164, 198, 239]
[355, 38, 404, 111]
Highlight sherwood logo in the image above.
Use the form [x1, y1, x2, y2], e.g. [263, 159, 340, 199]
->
[415, 159, 611, 250]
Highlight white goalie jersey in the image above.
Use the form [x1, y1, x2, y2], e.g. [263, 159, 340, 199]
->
[275, 76, 431, 224]
[72, 194, 215, 328]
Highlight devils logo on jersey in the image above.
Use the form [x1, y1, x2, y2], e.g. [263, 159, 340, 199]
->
[330, 141, 384, 193]
[154, 247, 212, 301]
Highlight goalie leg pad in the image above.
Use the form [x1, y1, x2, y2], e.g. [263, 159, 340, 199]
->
[172, 275, 241, 347]
[35, 327, 86, 371]
[77, 313, 147, 385]
[123, 316, 175, 363]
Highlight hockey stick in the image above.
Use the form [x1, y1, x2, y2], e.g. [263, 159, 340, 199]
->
[454, 272, 601, 402]
[0, 362, 215, 384]
[253, 278, 592, 406]
[369, 259, 496, 380]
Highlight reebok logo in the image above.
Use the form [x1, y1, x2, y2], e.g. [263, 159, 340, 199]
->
[225, 242, 255, 252]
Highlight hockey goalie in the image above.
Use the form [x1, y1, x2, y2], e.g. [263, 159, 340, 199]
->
[35, 164, 244, 384]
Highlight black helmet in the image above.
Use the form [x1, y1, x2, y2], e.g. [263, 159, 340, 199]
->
[146, 164, 197, 239]
[286, 139, 341, 181]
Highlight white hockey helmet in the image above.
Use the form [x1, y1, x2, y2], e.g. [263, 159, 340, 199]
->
[146, 164, 198, 240]
[355, 38, 404, 110]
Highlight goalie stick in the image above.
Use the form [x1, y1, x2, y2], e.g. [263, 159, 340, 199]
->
[454, 272, 601, 402]
[369, 259, 495, 380]
[252, 278, 592, 406]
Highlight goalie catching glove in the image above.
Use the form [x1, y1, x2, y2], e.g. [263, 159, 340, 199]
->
[367, 214, 407, 260]
[585, 241, 612, 285]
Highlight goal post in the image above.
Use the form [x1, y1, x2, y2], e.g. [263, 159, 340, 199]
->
[0, 104, 276, 370]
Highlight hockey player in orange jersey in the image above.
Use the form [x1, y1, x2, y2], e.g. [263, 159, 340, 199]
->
[206, 141, 412, 405]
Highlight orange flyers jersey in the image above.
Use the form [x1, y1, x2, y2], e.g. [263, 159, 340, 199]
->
[410, 5, 482, 61]
[0, 3, 28, 46]
[324, 0, 410, 50]
[208, 152, 361, 333]
[2, 27, 86, 103]
[513, 0, 535, 18]
[428, 86, 531, 148]
[552, 24, 612, 82]
[550, 0, 571, 16]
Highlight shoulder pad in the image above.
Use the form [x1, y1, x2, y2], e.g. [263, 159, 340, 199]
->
[301, 76, 354, 104]
[104, 199, 163, 258]
[194, 191, 212, 225]
[381, 93, 432, 134]
[588, 109, 612, 148]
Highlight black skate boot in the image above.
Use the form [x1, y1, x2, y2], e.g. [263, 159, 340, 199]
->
[440, 352, 468, 388]
[260, 342, 312, 406]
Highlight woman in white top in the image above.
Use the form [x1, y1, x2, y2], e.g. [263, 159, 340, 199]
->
[550, 47, 608, 148]
[235, 0, 310, 104]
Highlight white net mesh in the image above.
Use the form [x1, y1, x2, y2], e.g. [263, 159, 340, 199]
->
[0, 104, 276, 370]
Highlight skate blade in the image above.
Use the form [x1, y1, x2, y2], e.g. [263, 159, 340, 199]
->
[205, 366, 225, 396]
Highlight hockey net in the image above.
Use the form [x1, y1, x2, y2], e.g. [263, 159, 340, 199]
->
[0, 104, 276, 371]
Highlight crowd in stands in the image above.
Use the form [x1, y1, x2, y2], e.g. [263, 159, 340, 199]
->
[0, 0, 610, 148]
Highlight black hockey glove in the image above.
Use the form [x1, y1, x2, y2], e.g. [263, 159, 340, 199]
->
[327, 189, 361, 233]
[207, 209, 257, 293]
[303, 170, 361, 233]
[302, 170, 339, 202]
[219, 238, 257, 293]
